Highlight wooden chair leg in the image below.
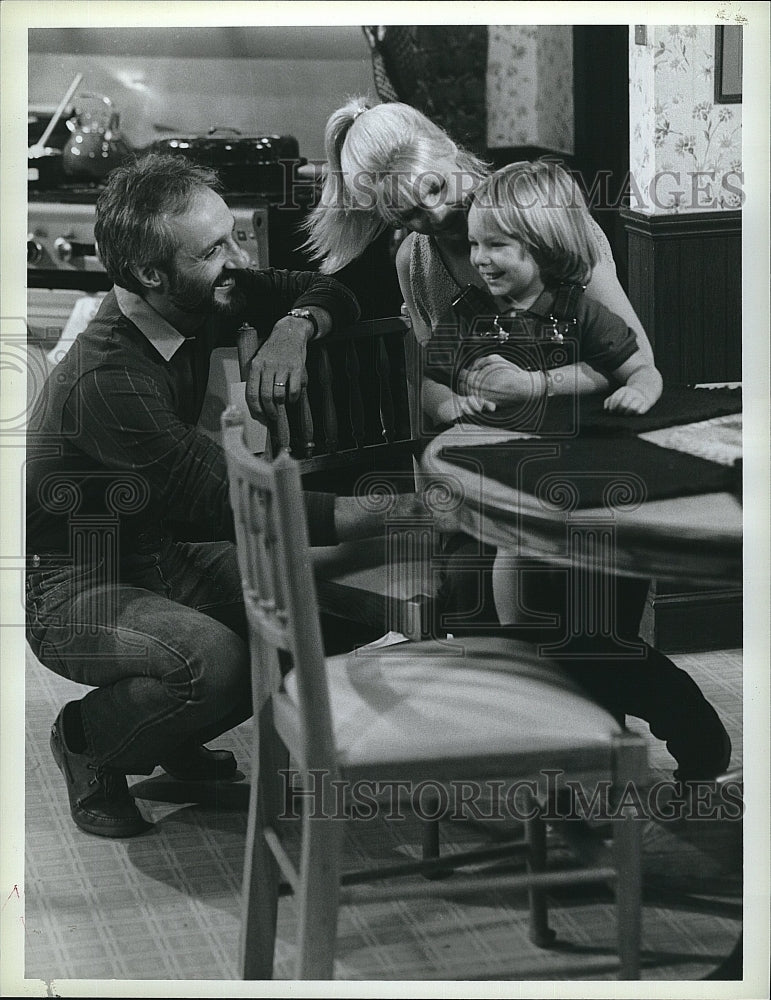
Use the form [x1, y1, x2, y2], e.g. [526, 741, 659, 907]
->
[421, 815, 440, 859]
[612, 735, 646, 980]
[525, 791, 556, 947]
[240, 704, 284, 979]
[295, 776, 345, 979]
[420, 787, 454, 880]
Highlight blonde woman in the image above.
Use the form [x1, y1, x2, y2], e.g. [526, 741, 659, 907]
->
[304, 98, 657, 427]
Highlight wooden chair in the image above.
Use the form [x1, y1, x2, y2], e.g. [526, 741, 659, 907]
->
[207, 316, 441, 641]
[257, 317, 418, 484]
[222, 407, 647, 981]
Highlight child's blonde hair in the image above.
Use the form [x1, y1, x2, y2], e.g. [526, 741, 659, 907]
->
[303, 96, 489, 273]
[470, 160, 600, 286]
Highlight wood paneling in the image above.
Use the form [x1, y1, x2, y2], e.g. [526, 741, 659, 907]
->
[622, 210, 742, 385]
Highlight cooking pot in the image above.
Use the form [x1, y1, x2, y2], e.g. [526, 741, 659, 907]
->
[148, 128, 302, 196]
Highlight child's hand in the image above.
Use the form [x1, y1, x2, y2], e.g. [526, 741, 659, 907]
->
[604, 386, 653, 415]
[458, 356, 541, 406]
[435, 391, 496, 426]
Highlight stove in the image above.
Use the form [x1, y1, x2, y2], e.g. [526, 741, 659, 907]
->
[28, 191, 270, 283]
[27, 188, 271, 349]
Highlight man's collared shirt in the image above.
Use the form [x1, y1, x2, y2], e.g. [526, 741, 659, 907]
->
[113, 285, 189, 362]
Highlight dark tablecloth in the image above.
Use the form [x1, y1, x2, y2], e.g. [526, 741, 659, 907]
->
[441, 387, 742, 509]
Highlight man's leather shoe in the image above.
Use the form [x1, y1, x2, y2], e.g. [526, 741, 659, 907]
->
[50, 708, 151, 838]
[159, 743, 240, 782]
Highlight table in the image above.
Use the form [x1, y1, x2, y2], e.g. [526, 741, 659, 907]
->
[420, 405, 745, 979]
[419, 413, 742, 589]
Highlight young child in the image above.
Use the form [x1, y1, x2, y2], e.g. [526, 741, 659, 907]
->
[456, 162, 666, 631]
[426, 160, 662, 428]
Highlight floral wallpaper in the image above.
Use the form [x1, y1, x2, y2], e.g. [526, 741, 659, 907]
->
[487, 25, 574, 154]
[629, 25, 743, 214]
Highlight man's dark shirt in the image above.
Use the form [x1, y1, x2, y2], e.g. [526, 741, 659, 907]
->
[26, 268, 360, 561]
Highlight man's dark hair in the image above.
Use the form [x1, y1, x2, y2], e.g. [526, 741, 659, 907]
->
[94, 154, 221, 295]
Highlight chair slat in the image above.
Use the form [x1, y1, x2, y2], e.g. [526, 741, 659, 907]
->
[345, 340, 365, 449]
[376, 336, 395, 442]
[309, 346, 339, 455]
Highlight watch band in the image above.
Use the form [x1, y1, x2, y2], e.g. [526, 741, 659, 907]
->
[286, 307, 319, 340]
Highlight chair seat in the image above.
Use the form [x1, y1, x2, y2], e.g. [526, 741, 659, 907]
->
[312, 537, 437, 639]
[277, 636, 622, 771]
[313, 537, 434, 597]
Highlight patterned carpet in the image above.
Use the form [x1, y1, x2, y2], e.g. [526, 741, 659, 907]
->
[17, 642, 746, 990]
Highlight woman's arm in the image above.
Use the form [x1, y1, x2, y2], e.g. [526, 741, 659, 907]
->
[585, 225, 655, 366]
[396, 238, 496, 427]
[421, 376, 496, 427]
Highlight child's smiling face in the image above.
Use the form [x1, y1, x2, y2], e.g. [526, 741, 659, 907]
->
[467, 204, 543, 305]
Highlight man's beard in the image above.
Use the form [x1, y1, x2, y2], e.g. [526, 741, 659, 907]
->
[167, 266, 247, 318]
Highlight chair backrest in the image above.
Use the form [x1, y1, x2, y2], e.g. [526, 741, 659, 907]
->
[221, 406, 338, 773]
[205, 316, 422, 493]
[262, 316, 421, 494]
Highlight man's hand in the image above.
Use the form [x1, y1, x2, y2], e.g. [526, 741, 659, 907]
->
[245, 320, 310, 422]
[333, 484, 463, 542]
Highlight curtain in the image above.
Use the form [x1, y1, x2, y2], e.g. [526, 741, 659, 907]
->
[363, 25, 489, 156]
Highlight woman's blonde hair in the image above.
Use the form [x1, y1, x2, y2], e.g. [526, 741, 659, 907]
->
[470, 160, 600, 286]
[303, 96, 489, 274]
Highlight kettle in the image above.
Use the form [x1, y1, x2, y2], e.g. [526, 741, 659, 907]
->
[62, 93, 131, 181]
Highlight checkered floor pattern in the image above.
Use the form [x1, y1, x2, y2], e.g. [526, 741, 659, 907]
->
[16, 643, 745, 989]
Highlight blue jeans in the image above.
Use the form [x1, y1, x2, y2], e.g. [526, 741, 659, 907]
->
[25, 539, 252, 775]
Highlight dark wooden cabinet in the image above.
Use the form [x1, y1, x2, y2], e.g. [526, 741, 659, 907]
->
[640, 579, 742, 653]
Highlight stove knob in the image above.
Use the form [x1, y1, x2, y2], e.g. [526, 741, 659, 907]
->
[27, 235, 44, 265]
[54, 237, 73, 263]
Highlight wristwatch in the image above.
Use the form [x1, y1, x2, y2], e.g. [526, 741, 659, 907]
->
[286, 307, 319, 340]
